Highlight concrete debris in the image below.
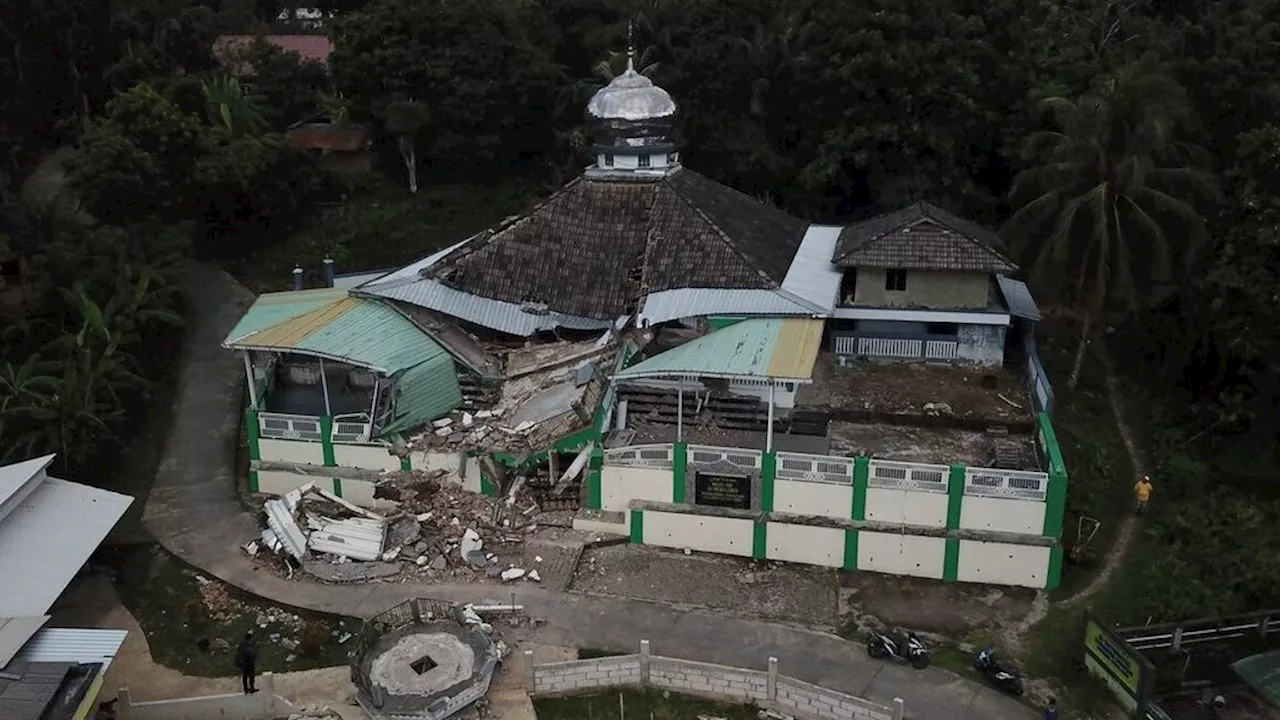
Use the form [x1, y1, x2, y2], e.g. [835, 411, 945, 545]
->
[534, 556, 543, 563]
[462, 412, 474, 428]
[435, 425, 453, 437]
[381, 546, 402, 562]
[758, 711, 795, 720]
[242, 540, 259, 556]
[527, 570, 541, 582]
[500, 568, 525, 582]
[254, 482, 389, 564]
[433, 418, 454, 429]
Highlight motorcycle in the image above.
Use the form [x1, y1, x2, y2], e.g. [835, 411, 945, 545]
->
[867, 630, 930, 669]
[973, 646, 1024, 696]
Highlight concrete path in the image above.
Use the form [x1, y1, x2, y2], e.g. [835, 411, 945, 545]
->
[142, 266, 1039, 720]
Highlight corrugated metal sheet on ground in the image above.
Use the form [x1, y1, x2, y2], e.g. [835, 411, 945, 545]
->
[364, 277, 613, 337]
[996, 275, 1042, 321]
[0, 617, 50, 669]
[0, 478, 132, 617]
[381, 353, 465, 434]
[308, 517, 385, 561]
[223, 287, 348, 345]
[225, 295, 454, 375]
[614, 318, 823, 382]
[636, 288, 819, 327]
[779, 224, 843, 313]
[13, 628, 128, 669]
[0, 455, 53, 523]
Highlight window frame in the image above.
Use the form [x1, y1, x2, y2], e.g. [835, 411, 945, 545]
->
[884, 268, 908, 292]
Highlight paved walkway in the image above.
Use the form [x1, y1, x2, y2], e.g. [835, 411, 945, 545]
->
[142, 266, 1039, 720]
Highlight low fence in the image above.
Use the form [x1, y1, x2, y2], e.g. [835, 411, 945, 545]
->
[867, 459, 948, 493]
[331, 412, 374, 443]
[776, 451, 854, 485]
[525, 640, 904, 720]
[1025, 335, 1055, 414]
[603, 444, 674, 469]
[350, 597, 457, 699]
[964, 466, 1048, 501]
[117, 673, 292, 720]
[688, 444, 762, 470]
[830, 333, 960, 362]
[258, 411, 322, 441]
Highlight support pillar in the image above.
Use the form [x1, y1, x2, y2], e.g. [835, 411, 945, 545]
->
[672, 442, 687, 503]
[766, 381, 776, 452]
[243, 351, 258, 408]
[318, 358, 332, 416]
[676, 380, 684, 442]
[946, 462, 965, 529]
[587, 445, 604, 510]
[639, 640, 651, 685]
[892, 697, 905, 720]
[767, 657, 778, 700]
[524, 649, 535, 690]
[852, 456, 869, 521]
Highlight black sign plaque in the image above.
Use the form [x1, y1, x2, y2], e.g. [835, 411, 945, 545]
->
[694, 472, 752, 509]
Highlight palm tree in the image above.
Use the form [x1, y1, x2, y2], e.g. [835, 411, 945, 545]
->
[1002, 57, 1218, 388]
[201, 75, 268, 137]
[735, 10, 811, 135]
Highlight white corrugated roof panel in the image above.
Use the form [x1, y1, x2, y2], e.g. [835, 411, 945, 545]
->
[308, 517, 385, 561]
[781, 224, 843, 313]
[357, 237, 475, 291]
[996, 275, 1042, 321]
[0, 617, 50, 669]
[636, 288, 821, 327]
[0, 478, 132, 617]
[0, 455, 54, 525]
[12, 628, 129, 669]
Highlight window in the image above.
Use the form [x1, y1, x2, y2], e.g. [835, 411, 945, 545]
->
[638, 154, 651, 168]
[884, 269, 907, 292]
[604, 154, 615, 167]
[926, 322, 958, 336]
[668, 152, 679, 164]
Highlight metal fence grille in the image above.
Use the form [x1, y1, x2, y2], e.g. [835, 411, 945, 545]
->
[964, 467, 1048, 501]
[603, 444, 674, 469]
[688, 445, 762, 469]
[859, 337, 922, 358]
[331, 413, 373, 444]
[924, 340, 959, 360]
[867, 459, 949, 493]
[776, 452, 854, 485]
[258, 412, 322, 441]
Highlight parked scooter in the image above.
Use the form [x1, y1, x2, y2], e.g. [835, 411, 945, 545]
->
[973, 646, 1024, 696]
[867, 629, 930, 669]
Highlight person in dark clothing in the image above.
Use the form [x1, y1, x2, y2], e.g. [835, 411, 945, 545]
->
[1044, 697, 1059, 720]
[235, 631, 259, 694]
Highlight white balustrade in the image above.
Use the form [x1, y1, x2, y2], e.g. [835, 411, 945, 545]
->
[258, 412, 323, 441]
[775, 452, 854, 485]
[924, 340, 959, 360]
[867, 459, 949, 493]
[603, 443, 674, 468]
[688, 444, 762, 470]
[964, 467, 1048, 501]
[858, 337, 923, 358]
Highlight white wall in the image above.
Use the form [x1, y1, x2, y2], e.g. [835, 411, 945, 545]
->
[960, 496, 1046, 536]
[957, 540, 1051, 588]
[332, 442, 401, 471]
[766, 523, 844, 568]
[864, 488, 948, 528]
[643, 511, 754, 557]
[773, 480, 852, 520]
[338, 477, 377, 508]
[857, 531, 946, 580]
[259, 438, 324, 465]
[408, 450, 481, 493]
[602, 466, 673, 513]
[254, 469, 378, 509]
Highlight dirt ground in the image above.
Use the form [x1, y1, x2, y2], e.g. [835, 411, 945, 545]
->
[829, 421, 1040, 468]
[838, 573, 1037, 640]
[568, 545, 840, 627]
[799, 356, 1034, 425]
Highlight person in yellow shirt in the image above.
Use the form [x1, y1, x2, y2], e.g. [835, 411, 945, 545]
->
[1134, 475, 1153, 515]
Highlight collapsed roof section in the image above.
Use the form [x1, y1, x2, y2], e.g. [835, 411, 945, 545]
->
[357, 168, 814, 336]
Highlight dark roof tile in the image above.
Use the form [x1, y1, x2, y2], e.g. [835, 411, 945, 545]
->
[834, 201, 1016, 273]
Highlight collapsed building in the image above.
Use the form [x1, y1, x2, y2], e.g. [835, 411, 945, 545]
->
[224, 48, 1069, 590]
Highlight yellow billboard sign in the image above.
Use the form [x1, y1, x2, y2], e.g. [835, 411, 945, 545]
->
[1084, 619, 1142, 697]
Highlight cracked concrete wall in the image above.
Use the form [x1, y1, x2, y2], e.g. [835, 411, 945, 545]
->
[956, 323, 1006, 366]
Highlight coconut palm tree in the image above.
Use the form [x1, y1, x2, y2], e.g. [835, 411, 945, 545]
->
[1002, 57, 1218, 388]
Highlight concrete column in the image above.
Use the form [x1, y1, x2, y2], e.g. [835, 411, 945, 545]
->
[319, 358, 332, 416]
[766, 382, 775, 452]
[767, 657, 778, 701]
[892, 697, 905, 720]
[524, 649, 535, 690]
[676, 381, 684, 441]
[117, 688, 132, 720]
[1171, 626, 1184, 651]
[244, 351, 258, 408]
[640, 640, 651, 686]
[260, 672, 276, 715]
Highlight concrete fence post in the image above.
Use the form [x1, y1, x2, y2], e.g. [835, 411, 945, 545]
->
[116, 688, 132, 720]
[892, 697, 905, 720]
[1171, 627, 1184, 651]
[260, 672, 276, 715]
[524, 649, 535, 691]
[767, 657, 778, 701]
[639, 640, 651, 686]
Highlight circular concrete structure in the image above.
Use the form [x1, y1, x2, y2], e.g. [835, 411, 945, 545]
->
[351, 600, 500, 720]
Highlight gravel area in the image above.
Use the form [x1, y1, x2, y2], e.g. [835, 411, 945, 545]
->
[569, 544, 840, 627]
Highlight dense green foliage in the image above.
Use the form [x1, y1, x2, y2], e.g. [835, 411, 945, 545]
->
[1, 0, 1279, 635]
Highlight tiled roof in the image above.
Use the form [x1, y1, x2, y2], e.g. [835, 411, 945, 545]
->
[214, 35, 334, 69]
[833, 202, 1017, 273]
[285, 123, 370, 152]
[427, 168, 809, 320]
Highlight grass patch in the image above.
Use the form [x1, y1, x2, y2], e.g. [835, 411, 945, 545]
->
[578, 648, 625, 659]
[534, 688, 760, 720]
[102, 544, 357, 676]
[1023, 605, 1118, 719]
[233, 176, 531, 293]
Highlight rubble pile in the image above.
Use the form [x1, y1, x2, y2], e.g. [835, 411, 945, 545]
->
[193, 574, 243, 621]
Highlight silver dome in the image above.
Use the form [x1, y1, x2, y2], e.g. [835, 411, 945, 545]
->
[586, 68, 677, 122]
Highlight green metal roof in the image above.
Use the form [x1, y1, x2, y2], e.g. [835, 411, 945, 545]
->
[224, 287, 348, 344]
[1234, 651, 1280, 706]
[381, 353, 464, 435]
[613, 317, 824, 382]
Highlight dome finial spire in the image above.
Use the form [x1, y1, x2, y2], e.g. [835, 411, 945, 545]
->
[626, 20, 636, 73]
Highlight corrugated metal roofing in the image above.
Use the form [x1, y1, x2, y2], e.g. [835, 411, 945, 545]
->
[615, 318, 823, 382]
[0, 477, 132, 617]
[13, 628, 128, 669]
[358, 238, 474, 291]
[223, 287, 347, 345]
[636, 288, 820, 327]
[0, 455, 52, 525]
[224, 295, 454, 375]
[308, 517, 384, 561]
[0, 617, 50, 669]
[996, 275, 1042, 321]
[780, 225, 843, 312]
[382, 353, 466, 434]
